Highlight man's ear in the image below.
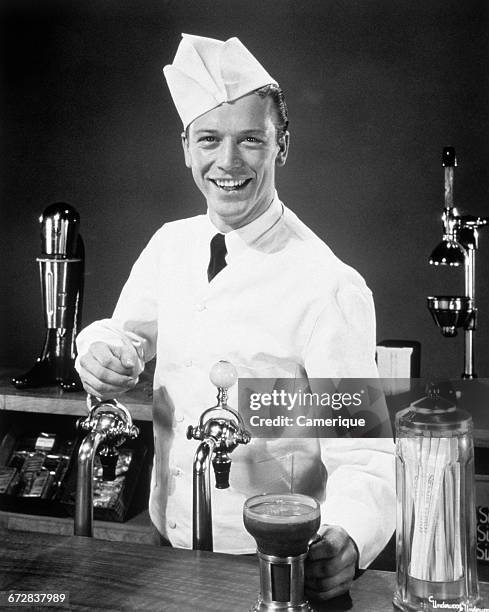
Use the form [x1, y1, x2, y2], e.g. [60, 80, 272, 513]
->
[276, 131, 290, 167]
[181, 131, 192, 168]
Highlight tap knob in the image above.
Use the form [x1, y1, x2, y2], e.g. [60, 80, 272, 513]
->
[188, 360, 250, 446]
[209, 361, 238, 390]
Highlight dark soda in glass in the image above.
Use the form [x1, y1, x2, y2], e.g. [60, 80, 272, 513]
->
[243, 493, 320, 557]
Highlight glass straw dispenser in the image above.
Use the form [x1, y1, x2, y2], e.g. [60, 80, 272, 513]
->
[394, 384, 480, 611]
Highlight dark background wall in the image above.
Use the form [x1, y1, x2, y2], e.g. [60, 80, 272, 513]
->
[1, 0, 488, 379]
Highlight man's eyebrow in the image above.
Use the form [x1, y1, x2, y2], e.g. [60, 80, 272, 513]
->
[239, 128, 267, 135]
[193, 128, 219, 135]
[192, 128, 268, 136]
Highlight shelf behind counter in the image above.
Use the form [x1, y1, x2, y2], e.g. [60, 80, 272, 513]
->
[0, 368, 154, 543]
[0, 368, 153, 421]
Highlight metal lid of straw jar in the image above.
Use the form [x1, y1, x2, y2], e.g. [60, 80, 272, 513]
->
[396, 385, 473, 437]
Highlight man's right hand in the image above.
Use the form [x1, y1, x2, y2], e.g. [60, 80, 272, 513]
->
[76, 341, 144, 399]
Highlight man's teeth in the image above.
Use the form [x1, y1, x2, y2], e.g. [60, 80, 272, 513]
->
[213, 179, 248, 189]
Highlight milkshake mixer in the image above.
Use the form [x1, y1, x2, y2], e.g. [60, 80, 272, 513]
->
[427, 147, 488, 378]
[12, 203, 84, 391]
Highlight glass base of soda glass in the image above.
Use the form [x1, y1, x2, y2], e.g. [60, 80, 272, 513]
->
[243, 493, 320, 612]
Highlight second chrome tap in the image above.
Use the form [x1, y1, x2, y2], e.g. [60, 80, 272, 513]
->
[186, 361, 251, 551]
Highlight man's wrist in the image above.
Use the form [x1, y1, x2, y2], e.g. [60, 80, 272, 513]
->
[349, 537, 364, 580]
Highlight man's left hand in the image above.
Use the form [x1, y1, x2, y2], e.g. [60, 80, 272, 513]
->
[304, 525, 358, 601]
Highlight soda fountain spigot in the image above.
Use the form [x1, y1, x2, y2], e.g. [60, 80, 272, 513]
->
[186, 361, 251, 551]
[427, 148, 489, 378]
[74, 395, 139, 537]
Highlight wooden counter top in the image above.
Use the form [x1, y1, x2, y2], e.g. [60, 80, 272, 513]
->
[1, 529, 489, 612]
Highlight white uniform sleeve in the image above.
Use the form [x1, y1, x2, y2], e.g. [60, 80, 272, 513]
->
[76, 228, 163, 366]
[303, 282, 396, 569]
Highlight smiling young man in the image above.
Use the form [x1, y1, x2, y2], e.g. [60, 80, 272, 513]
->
[182, 89, 288, 232]
[75, 34, 395, 603]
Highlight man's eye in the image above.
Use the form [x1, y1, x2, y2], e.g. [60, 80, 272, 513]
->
[198, 136, 217, 143]
[244, 137, 260, 143]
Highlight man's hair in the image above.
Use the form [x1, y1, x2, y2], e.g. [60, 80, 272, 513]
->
[184, 83, 289, 141]
[254, 84, 289, 138]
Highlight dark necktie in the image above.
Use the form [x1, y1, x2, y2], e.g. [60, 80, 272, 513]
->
[207, 233, 227, 282]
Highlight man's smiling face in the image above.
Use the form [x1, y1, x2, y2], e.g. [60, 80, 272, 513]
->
[182, 92, 289, 232]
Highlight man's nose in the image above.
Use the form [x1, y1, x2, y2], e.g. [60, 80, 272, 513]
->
[217, 138, 242, 171]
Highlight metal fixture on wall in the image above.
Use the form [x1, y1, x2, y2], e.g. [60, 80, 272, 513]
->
[427, 147, 488, 378]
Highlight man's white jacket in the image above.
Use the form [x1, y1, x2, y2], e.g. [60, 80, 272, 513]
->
[76, 194, 396, 567]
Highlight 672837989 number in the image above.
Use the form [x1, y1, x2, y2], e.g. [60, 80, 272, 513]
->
[0, 592, 69, 607]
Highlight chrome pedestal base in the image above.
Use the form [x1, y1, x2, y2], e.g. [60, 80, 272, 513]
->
[249, 552, 314, 612]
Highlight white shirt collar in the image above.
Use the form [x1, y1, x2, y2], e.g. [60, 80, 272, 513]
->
[206, 192, 284, 261]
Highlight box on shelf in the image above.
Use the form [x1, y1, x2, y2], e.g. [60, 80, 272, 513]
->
[60, 437, 149, 522]
[0, 414, 77, 517]
[0, 410, 151, 523]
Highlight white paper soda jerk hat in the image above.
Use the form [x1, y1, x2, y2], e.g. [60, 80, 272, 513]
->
[163, 33, 278, 129]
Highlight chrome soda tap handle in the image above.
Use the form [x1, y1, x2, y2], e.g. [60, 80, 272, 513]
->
[187, 361, 251, 445]
[209, 360, 237, 405]
[79, 395, 139, 480]
[81, 395, 139, 439]
[74, 395, 139, 536]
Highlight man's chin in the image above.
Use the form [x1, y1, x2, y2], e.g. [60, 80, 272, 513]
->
[206, 190, 273, 230]
[208, 198, 251, 217]
[207, 202, 254, 230]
